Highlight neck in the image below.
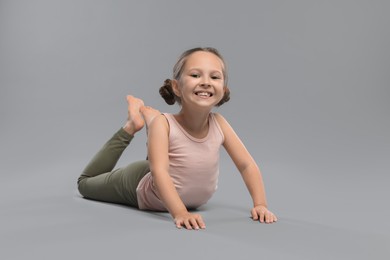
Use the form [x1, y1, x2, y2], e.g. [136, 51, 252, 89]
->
[175, 106, 211, 135]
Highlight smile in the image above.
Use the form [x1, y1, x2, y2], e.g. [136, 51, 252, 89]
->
[194, 91, 213, 97]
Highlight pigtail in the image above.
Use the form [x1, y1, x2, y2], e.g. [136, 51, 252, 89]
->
[159, 79, 177, 105]
[216, 87, 231, 107]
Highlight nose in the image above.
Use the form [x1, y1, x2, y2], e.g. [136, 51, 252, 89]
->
[200, 77, 211, 88]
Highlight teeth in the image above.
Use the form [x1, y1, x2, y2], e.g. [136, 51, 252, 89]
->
[196, 92, 211, 97]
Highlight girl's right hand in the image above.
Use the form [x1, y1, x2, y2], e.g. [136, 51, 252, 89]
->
[174, 212, 206, 230]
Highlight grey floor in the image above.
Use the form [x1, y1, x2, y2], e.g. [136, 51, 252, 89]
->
[1, 1, 389, 259]
[1, 148, 389, 259]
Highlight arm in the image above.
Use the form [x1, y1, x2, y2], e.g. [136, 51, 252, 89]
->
[214, 113, 277, 223]
[147, 115, 205, 229]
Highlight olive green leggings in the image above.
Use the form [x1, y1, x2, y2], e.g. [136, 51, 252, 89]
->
[77, 128, 150, 208]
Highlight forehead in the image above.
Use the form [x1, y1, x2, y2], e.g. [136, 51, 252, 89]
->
[184, 51, 224, 72]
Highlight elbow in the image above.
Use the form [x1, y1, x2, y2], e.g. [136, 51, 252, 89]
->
[239, 161, 260, 176]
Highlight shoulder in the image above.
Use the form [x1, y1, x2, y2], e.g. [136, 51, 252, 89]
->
[212, 112, 243, 145]
[212, 112, 225, 121]
[149, 114, 169, 134]
[212, 112, 230, 130]
[212, 112, 236, 139]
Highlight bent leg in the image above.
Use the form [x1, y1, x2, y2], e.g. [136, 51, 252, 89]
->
[77, 96, 160, 207]
[77, 128, 149, 207]
[78, 160, 150, 207]
[78, 128, 133, 183]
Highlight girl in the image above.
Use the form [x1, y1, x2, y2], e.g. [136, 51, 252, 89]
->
[78, 47, 277, 230]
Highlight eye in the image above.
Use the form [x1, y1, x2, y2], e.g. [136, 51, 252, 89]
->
[190, 74, 200, 78]
[211, 75, 221, 80]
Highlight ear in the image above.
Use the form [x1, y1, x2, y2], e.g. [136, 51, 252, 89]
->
[171, 79, 182, 97]
[223, 86, 230, 97]
[216, 86, 230, 107]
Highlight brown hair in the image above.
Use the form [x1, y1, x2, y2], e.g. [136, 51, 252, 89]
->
[159, 47, 230, 106]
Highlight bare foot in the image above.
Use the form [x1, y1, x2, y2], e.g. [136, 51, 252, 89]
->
[140, 106, 161, 131]
[123, 95, 145, 135]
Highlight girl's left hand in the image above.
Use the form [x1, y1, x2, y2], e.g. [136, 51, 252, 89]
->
[251, 205, 277, 223]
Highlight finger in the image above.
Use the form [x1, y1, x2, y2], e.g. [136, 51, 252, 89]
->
[268, 211, 274, 223]
[196, 215, 206, 229]
[251, 208, 259, 220]
[271, 213, 277, 222]
[259, 211, 265, 223]
[266, 212, 272, 223]
[184, 219, 192, 230]
[175, 219, 183, 229]
[268, 213, 276, 223]
[189, 218, 199, 230]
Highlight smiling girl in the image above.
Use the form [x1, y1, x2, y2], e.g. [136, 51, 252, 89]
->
[77, 47, 277, 229]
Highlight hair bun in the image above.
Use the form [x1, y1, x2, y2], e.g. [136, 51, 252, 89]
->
[159, 79, 176, 105]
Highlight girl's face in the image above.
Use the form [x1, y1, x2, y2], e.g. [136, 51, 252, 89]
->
[173, 51, 225, 109]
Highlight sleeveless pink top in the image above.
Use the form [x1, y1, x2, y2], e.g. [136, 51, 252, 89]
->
[136, 113, 224, 211]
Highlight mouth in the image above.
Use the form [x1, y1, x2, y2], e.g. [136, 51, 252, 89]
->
[194, 91, 213, 97]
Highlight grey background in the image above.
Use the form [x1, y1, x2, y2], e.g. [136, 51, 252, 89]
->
[1, 0, 389, 259]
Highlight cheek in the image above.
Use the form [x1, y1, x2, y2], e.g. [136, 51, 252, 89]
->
[179, 79, 194, 92]
[217, 84, 225, 95]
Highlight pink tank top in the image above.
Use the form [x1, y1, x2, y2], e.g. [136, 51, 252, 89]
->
[136, 113, 224, 211]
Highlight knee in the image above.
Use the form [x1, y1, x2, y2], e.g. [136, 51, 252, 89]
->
[77, 174, 88, 197]
[77, 174, 85, 185]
